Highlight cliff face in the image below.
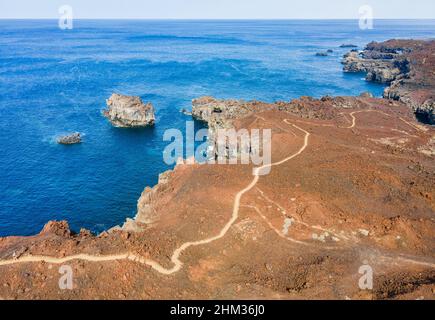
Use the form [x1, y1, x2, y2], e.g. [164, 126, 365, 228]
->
[135, 170, 174, 225]
[342, 39, 435, 124]
[104, 94, 155, 127]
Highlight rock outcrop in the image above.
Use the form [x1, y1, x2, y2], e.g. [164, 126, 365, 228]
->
[57, 133, 82, 145]
[342, 49, 402, 83]
[342, 39, 435, 124]
[104, 94, 155, 128]
[40, 221, 72, 237]
[192, 96, 276, 160]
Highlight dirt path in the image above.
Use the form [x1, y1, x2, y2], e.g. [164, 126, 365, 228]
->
[1, 114, 433, 273]
[0, 119, 310, 275]
[344, 110, 391, 129]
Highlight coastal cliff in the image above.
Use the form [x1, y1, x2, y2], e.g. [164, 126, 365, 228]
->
[342, 39, 435, 124]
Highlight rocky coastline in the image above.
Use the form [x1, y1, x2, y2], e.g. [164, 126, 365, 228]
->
[191, 96, 277, 160]
[0, 39, 434, 300]
[342, 39, 435, 124]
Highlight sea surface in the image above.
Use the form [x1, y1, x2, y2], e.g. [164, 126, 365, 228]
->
[0, 19, 434, 236]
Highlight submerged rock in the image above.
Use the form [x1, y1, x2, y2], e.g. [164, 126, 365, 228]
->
[340, 44, 358, 48]
[315, 52, 328, 57]
[104, 93, 155, 128]
[57, 132, 82, 145]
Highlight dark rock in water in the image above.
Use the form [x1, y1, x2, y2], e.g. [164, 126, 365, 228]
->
[327, 49, 333, 53]
[180, 108, 192, 116]
[57, 133, 82, 145]
[315, 52, 328, 57]
[359, 92, 374, 98]
[340, 44, 358, 48]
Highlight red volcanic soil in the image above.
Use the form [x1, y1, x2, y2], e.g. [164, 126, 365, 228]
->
[0, 95, 434, 300]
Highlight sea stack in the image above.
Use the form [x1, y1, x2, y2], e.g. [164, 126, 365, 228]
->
[104, 93, 155, 128]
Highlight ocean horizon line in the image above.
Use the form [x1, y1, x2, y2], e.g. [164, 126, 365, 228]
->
[1, 18, 435, 21]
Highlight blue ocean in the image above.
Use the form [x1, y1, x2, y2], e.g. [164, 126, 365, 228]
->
[0, 19, 434, 236]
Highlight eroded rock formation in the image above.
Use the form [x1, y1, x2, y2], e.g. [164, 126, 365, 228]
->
[104, 93, 155, 128]
[342, 39, 435, 124]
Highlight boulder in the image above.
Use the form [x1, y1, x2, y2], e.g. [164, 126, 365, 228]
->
[57, 132, 82, 145]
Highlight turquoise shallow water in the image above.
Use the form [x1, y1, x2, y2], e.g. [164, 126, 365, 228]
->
[0, 19, 434, 236]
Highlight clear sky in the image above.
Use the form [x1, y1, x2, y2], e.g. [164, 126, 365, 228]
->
[1, 0, 434, 19]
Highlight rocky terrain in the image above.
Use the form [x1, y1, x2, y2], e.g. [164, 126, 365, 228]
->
[192, 96, 276, 160]
[1, 94, 434, 300]
[104, 93, 155, 127]
[57, 133, 82, 145]
[0, 39, 434, 300]
[342, 39, 435, 124]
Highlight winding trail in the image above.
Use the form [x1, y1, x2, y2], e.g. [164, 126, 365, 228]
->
[0, 120, 310, 275]
[343, 110, 391, 129]
[1, 113, 433, 274]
